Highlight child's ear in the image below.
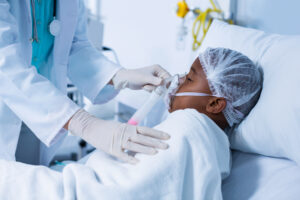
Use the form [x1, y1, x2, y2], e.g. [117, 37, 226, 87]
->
[206, 97, 227, 114]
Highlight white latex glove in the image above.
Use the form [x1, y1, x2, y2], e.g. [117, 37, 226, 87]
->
[69, 109, 170, 164]
[112, 65, 171, 92]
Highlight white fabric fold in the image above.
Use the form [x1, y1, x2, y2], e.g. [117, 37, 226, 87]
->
[0, 109, 230, 200]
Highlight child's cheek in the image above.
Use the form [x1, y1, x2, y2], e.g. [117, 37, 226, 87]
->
[170, 97, 189, 112]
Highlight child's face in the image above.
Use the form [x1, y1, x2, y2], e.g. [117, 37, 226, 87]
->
[169, 58, 212, 113]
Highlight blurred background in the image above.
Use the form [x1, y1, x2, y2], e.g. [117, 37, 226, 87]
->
[85, 0, 300, 75]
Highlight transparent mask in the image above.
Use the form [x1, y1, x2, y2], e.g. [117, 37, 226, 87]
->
[164, 74, 222, 110]
[163, 74, 184, 109]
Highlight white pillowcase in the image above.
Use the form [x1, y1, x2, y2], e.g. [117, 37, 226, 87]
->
[199, 20, 300, 165]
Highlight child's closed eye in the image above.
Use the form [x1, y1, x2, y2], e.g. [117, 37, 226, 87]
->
[187, 77, 193, 82]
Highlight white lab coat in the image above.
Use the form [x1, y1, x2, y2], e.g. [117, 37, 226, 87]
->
[0, 0, 121, 165]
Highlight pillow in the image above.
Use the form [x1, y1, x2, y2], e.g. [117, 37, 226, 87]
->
[199, 20, 300, 165]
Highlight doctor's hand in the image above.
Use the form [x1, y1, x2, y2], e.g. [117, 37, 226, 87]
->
[112, 65, 171, 92]
[68, 109, 170, 164]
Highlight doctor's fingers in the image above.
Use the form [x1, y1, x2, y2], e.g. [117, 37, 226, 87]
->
[150, 65, 171, 80]
[137, 126, 170, 140]
[143, 75, 163, 87]
[130, 134, 169, 150]
[123, 141, 157, 155]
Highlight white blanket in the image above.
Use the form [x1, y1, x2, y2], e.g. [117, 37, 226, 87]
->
[0, 109, 230, 200]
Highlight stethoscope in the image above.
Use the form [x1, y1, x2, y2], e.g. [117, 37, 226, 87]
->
[30, 0, 61, 43]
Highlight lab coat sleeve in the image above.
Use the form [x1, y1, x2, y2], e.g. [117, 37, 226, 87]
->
[0, 1, 80, 146]
[68, 0, 122, 104]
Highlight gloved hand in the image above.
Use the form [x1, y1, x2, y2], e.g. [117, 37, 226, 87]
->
[112, 65, 171, 92]
[68, 109, 170, 164]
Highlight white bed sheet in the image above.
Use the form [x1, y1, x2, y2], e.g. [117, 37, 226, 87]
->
[0, 109, 231, 200]
[222, 151, 300, 200]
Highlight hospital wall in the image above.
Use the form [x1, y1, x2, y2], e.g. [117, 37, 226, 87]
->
[90, 0, 197, 74]
[99, 0, 227, 74]
[233, 0, 300, 35]
[85, 0, 300, 76]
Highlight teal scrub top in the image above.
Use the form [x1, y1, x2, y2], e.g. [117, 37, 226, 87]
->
[31, 0, 55, 72]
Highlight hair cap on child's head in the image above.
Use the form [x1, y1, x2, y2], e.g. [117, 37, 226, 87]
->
[199, 47, 263, 127]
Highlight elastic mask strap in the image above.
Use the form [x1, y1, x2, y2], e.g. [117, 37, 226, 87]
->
[175, 92, 212, 97]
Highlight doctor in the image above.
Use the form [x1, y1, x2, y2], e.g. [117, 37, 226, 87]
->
[0, 0, 170, 165]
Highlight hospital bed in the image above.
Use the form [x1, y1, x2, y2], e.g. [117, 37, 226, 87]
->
[114, 18, 300, 199]
[113, 103, 300, 199]
[114, 101, 300, 199]
[227, 122, 300, 197]
[222, 151, 300, 200]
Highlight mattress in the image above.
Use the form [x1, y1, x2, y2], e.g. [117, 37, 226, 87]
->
[222, 151, 300, 200]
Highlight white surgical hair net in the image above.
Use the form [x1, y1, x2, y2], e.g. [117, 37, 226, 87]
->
[199, 47, 263, 127]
